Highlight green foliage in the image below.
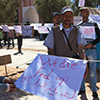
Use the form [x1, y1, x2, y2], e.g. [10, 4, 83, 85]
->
[34, 0, 72, 22]
[0, 0, 22, 25]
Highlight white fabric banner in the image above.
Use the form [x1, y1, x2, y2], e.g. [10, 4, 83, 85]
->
[30, 23, 53, 33]
[44, 23, 54, 31]
[78, 0, 85, 7]
[13, 25, 22, 34]
[74, 16, 82, 25]
[15, 54, 87, 100]
[89, 15, 100, 29]
[1, 25, 9, 32]
[80, 26, 96, 39]
[30, 23, 42, 30]
[37, 26, 49, 34]
[22, 26, 32, 37]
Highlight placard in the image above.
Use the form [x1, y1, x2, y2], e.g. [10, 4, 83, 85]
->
[13, 25, 22, 34]
[74, 16, 82, 25]
[1, 25, 9, 32]
[30, 23, 42, 30]
[80, 26, 96, 39]
[0, 54, 11, 65]
[37, 26, 49, 34]
[15, 54, 87, 100]
[22, 26, 32, 37]
[44, 23, 54, 31]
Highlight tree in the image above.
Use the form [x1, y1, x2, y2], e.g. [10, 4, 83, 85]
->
[0, 0, 22, 25]
[71, 0, 99, 16]
[34, 0, 72, 23]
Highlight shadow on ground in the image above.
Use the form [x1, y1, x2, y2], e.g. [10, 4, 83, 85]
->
[0, 88, 33, 100]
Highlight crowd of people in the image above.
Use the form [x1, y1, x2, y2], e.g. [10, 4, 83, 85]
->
[0, 26, 24, 54]
[0, 27, 15, 49]
[0, 6, 100, 99]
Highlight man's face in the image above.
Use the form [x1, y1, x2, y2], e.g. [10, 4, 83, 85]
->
[81, 9, 89, 20]
[62, 11, 73, 25]
[52, 15, 61, 25]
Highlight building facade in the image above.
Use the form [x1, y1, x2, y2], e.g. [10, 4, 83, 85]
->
[18, 0, 39, 24]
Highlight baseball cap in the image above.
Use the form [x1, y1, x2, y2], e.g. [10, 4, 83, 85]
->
[61, 6, 74, 14]
[53, 12, 60, 17]
[80, 7, 89, 12]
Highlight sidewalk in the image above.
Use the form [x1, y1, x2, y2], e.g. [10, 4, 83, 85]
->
[0, 37, 47, 69]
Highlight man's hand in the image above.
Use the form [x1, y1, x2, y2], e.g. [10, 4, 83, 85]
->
[9, 84, 16, 92]
[84, 44, 92, 49]
[48, 47, 54, 55]
[78, 44, 84, 59]
[3, 78, 14, 84]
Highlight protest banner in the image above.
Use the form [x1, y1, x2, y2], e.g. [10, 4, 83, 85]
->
[44, 23, 54, 31]
[15, 54, 87, 100]
[79, 26, 96, 39]
[37, 26, 49, 34]
[74, 16, 82, 25]
[13, 25, 22, 34]
[1, 25, 9, 32]
[0, 32, 3, 39]
[30, 23, 42, 30]
[22, 26, 32, 37]
[89, 15, 100, 21]
[78, 0, 85, 7]
[30, 23, 53, 33]
[89, 15, 100, 29]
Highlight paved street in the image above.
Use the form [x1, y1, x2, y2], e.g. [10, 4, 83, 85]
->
[0, 37, 47, 69]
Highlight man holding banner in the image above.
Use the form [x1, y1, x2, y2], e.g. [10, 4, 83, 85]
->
[77, 7, 100, 98]
[44, 6, 87, 58]
[1, 25, 10, 46]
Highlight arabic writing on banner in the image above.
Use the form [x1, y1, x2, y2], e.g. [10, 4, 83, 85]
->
[89, 15, 100, 29]
[30, 23, 54, 34]
[1, 25, 9, 32]
[44, 23, 54, 31]
[13, 25, 22, 34]
[80, 26, 96, 39]
[22, 26, 32, 37]
[74, 16, 82, 25]
[78, 0, 85, 7]
[36, 26, 49, 34]
[15, 54, 87, 100]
